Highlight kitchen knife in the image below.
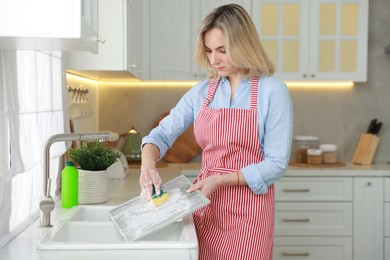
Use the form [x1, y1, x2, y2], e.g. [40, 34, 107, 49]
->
[366, 118, 377, 134]
[372, 122, 382, 135]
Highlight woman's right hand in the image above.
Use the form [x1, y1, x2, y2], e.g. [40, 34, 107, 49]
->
[139, 164, 161, 201]
[139, 144, 162, 201]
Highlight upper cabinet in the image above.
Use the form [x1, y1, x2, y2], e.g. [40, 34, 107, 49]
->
[252, 0, 368, 82]
[66, 0, 145, 79]
[148, 0, 251, 80]
[0, 0, 98, 53]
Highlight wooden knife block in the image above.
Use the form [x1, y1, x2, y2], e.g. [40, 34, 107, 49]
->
[352, 133, 380, 165]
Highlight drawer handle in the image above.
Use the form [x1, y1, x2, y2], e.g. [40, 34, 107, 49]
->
[282, 218, 310, 222]
[282, 252, 310, 257]
[282, 188, 310, 192]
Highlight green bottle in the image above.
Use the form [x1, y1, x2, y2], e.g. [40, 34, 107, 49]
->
[62, 161, 78, 208]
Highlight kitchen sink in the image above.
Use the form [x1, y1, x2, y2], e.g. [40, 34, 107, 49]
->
[38, 205, 198, 260]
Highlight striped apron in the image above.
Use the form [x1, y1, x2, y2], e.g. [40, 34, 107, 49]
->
[193, 77, 274, 260]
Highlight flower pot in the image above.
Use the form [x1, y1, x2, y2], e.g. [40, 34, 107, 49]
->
[78, 169, 108, 204]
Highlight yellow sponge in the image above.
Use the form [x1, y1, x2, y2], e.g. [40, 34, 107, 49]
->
[151, 185, 170, 207]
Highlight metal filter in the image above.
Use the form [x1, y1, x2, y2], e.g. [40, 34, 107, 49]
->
[109, 175, 210, 241]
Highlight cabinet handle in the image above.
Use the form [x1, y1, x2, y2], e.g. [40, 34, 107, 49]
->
[311, 74, 315, 78]
[303, 74, 307, 78]
[97, 37, 106, 43]
[282, 218, 310, 222]
[282, 188, 310, 192]
[282, 252, 310, 257]
[367, 182, 372, 186]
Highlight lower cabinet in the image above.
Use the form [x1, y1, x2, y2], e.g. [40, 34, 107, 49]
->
[274, 237, 352, 260]
[274, 175, 388, 260]
[385, 178, 390, 260]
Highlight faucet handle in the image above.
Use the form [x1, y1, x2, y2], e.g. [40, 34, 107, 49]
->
[39, 197, 55, 214]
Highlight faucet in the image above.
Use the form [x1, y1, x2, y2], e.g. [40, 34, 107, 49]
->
[39, 131, 119, 227]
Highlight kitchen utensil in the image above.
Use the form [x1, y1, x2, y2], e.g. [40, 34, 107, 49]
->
[121, 127, 142, 161]
[372, 122, 382, 135]
[109, 175, 210, 241]
[153, 112, 202, 163]
[366, 118, 377, 133]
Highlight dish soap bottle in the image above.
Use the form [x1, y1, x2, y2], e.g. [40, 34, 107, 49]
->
[62, 161, 78, 208]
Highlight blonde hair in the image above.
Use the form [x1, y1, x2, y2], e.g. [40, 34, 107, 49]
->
[194, 4, 275, 79]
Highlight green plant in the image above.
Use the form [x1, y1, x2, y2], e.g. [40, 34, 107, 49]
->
[68, 141, 120, 171]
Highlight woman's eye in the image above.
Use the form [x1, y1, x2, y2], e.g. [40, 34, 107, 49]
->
[220, 49, 226, 54]
[205, 49, 211, 53]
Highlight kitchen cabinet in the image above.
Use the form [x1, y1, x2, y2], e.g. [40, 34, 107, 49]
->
[148, 0, 251, 80]
[252, 0, 368, 82]
[0, 0, 98, 53]
[274, 177, 353, 260]
[354, 178, 384, 260]
[274, 175, 389, 260]
[384, 178, 390, 260]
[66, 0, 145, 79]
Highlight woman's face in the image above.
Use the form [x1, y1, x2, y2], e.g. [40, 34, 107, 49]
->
[204, 28, 240, 77]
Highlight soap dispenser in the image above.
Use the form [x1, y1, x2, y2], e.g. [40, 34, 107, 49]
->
[62, 161, 78, 208]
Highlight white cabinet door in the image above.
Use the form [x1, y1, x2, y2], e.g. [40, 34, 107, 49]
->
[353, 178, 384, 260]
[148, 0, 250, 80]
[149, 0, 194, 80]
[66, 0, 127, 71]
[0, 0, 98, 52]
[252, 0, 368, 82]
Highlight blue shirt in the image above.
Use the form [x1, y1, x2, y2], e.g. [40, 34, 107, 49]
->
[142, 75, 293, 194]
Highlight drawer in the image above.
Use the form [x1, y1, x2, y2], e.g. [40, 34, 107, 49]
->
[274, 237, 352, 260]
[275, 177, 353, 201]
[275, 202, 353, 236]
[385, 203, 390, 237]
[385, 178, 390, 202]
[385, 238, 390, 260]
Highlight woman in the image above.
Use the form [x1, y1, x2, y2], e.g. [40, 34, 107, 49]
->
[140, 4, 293, 259]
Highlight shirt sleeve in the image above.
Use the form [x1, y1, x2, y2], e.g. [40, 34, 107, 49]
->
[241, 78, 293, 194]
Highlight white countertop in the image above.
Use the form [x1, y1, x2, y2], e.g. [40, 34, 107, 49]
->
[1, 162, 390, 259]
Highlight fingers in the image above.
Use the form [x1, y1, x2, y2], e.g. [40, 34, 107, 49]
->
[139, 169, 161, 196]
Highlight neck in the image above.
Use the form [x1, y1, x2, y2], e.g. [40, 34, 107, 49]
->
[227, 74, 241, 97]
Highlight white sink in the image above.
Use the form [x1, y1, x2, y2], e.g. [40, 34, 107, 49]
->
[38, 205, 198, 259]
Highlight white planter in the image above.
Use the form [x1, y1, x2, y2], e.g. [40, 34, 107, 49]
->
[78, 169, 108, 204]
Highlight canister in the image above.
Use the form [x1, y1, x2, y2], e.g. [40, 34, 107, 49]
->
[307, 148, 323, 165]
[319, 144, 338, 164]
[294, 136, 319, 163]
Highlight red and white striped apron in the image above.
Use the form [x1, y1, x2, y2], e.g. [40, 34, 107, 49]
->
[193, 77, 274, 260]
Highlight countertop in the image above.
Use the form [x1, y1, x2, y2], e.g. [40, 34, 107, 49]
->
[1, 162, 390, 260]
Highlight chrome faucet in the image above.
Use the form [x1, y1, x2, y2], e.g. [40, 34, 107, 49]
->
[39, 132, 119, 227]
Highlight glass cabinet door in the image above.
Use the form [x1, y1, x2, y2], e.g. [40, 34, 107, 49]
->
[310, 0, 367, 81]
[252, 0, 310, 80]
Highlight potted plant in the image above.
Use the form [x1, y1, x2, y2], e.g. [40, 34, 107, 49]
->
[69, 141, 120, 204]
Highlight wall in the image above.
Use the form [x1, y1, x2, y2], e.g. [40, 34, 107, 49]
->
[66, 75, 99, 133]
[75, 0, 390, 164]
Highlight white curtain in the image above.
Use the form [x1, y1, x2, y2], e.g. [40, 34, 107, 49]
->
[0, 50, 68, 247]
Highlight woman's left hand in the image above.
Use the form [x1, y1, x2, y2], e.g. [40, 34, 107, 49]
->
[186, 175, 222, 197]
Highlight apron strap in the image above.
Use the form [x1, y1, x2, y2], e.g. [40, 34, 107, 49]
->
[250, 77, 259, 110]
[202, 80, 220, 107]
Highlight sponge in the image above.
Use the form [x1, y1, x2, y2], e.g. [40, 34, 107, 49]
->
[151, 185, 170, 207]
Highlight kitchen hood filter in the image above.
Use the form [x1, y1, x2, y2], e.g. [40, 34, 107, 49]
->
[109, 175, 210, 241]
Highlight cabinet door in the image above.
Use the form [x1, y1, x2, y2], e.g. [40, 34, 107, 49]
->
[353, 178, 383, 260]
[0, 0, 98, 52]
[66, 0, 126, 71]
[149, 0, 194, 80]
[127, 0, 144, 78]
[252, 0, 310, 81]
[149, 0, 251, 80]
[310, 0, 368, 81]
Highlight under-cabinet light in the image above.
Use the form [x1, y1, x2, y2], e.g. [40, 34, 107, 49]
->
[66, 73, 354, 89]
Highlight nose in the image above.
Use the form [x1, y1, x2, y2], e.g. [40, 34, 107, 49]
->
[209, 52, 219, 65]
